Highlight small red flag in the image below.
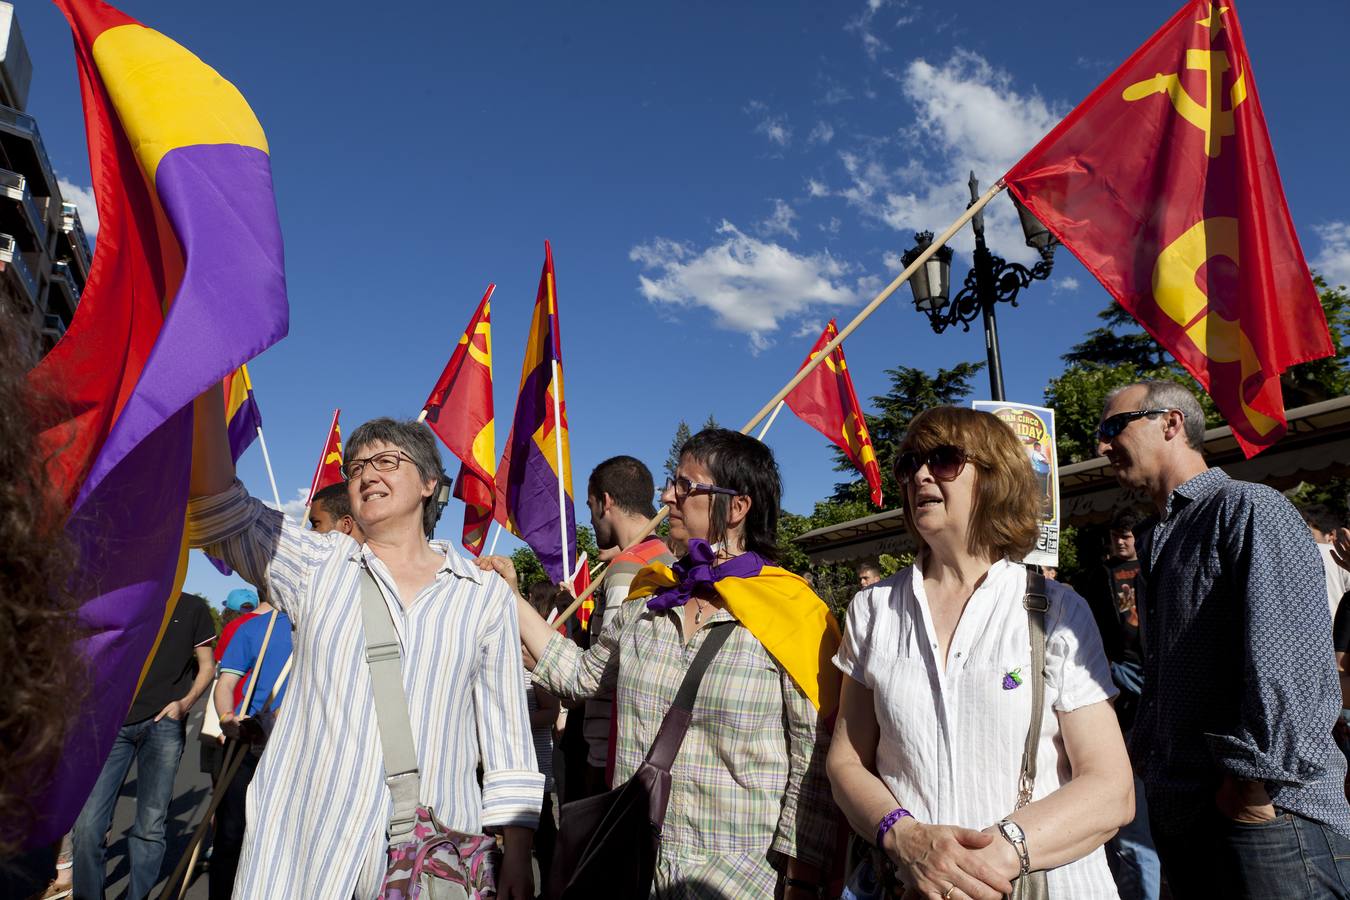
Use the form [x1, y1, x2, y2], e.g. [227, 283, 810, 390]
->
[305, 409, 343, 507]
[571, 553, 595, 631]
[1004, 0, 1333, 457]
[423, 286, 496, 554]
[784, 320, 884, 505]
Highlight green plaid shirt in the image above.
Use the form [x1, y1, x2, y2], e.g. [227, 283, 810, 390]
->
[534, 593, 837, 897]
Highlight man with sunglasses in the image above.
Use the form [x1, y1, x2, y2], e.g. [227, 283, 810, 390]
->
[1096, 380, 1350, 897]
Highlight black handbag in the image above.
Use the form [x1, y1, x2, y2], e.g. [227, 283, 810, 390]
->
[546, 621, 736, 900]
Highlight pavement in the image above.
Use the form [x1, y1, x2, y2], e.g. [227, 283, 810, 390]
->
[94, 701, 213, 900]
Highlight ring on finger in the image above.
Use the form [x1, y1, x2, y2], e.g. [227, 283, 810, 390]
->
[942, 887, 956, 900]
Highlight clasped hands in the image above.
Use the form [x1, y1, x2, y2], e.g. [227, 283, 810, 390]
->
[884, 817, 1019, 900]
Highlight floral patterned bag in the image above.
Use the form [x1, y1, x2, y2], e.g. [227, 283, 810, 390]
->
[378, 806, 500, 900]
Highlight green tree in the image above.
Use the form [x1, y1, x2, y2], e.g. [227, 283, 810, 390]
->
[510, 526, 602, 595]
[1280, 275, 1350, 406]
[664, 420, 693, 483]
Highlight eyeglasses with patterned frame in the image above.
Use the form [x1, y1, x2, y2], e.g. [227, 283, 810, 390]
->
[659, 476, 741, 505]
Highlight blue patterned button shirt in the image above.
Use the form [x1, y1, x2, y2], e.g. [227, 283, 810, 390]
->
[1132, 467, 1350, 836]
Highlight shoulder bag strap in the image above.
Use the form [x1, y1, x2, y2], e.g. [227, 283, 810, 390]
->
[1016, 571, 1050, 810]
[358, 566, 423, 841]
[643, 620, 737, 773]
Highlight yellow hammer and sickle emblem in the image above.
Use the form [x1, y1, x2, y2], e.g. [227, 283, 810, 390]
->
[1152, 217, 1277, 436]
[1121, 4, 1247, 158]
[459, 320, 493, 369]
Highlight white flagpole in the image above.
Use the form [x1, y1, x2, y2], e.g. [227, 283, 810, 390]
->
[755, 400, 787, 441]
[550, 358, 572, 584]
[254, 425, 283, 508]
[487, 521, 503, 556]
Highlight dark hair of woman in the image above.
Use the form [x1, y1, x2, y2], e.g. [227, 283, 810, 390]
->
[679, 428, 781, 561]
[0, 307, 85, 856]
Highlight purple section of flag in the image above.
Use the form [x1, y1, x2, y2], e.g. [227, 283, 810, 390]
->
[75, 143, 288, 511]
[28, 407, 192, 847]
[226, 391, 262, 461]
[503, 350, 576, 583]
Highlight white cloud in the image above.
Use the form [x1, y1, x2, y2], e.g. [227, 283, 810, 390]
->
[630, 222, 865, 352]
[808, 121, 836, 145]
[847, 0, 919, 60]
[815, 49, 1066, 264]
[1312, 221, 1350, 289]
[821, 216, 843, 235]
[746, 100, 792, 147]
[806, 178, 830, 198]
[759, 199, 799, 239]
[265, 486, 311, 526]
[1052, 275, 1082, 293]
[793, 319, 825, 339]
[58, 178, 99, 236]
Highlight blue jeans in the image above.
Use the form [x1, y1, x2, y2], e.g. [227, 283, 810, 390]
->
[1154, 810, 1350, 899]
[72, 716, 186, 900]
[1106, 776, 1160, 900]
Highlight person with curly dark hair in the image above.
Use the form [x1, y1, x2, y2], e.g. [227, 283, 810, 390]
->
[0, 306, 87, 897]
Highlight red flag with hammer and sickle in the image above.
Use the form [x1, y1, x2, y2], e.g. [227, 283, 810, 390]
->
[785, 320, 884, 505]
[1004, 0, 1333, 457]
[305, 409, 344, 506]
[423, 285, 497, 554]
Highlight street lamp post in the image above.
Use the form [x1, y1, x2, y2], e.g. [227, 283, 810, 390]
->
[900, 172, 1059, 401]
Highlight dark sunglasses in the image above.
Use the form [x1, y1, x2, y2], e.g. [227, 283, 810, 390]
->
[1096, 408, 1176, 442]
[895, 445, 969, 484]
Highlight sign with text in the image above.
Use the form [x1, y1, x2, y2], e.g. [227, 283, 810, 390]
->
[973, 400, 1059, 567]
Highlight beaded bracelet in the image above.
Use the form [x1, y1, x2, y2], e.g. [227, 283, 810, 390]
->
[876, 806, 913, 849]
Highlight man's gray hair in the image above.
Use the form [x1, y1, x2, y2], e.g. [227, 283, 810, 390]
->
[1106, 380, 1206, 450]
[344, 417, 446, 537]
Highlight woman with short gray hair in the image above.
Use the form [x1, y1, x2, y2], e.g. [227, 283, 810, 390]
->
[187, 396, 541, 900]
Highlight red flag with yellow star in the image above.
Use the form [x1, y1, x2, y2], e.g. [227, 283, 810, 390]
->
[305, 409, 343, 506]
[784, 319, 883, 505]
[1004, 0, 1332, 457]
[423, 285, 496, 554]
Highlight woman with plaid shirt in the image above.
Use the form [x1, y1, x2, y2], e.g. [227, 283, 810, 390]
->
[486, 429, 839, 899]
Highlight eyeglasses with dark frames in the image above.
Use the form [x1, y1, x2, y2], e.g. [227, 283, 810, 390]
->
[343, 451, 414, 481]
[660, 476, 741, 504]
[1096, 408, 1178, 443]
[894, 445, 970, 485]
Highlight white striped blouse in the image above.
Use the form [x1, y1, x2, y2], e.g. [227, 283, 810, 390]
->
[187, 481, 542, 900]
[835, 559, 1121, 898]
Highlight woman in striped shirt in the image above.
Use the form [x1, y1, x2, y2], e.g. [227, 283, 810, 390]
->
[827, 407, 1134, 899]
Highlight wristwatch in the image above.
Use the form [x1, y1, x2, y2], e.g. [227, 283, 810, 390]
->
[996, 818, 1031, 876]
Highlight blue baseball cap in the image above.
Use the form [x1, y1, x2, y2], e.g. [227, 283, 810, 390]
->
[225, 588, 259, 612]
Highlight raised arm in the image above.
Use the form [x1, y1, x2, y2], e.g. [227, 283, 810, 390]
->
[191, 384, 235, 498]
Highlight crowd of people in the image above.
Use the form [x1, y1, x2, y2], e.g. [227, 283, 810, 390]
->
[6, 376, 1350, 900]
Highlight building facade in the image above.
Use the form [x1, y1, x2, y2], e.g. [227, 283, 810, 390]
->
[0, 2, 92, 362]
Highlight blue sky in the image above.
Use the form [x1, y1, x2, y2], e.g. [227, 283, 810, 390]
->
[18, 0, 1350, 606]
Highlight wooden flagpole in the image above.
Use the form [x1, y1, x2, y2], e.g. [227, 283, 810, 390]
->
[549, 181, 1006, 628]
[550, 359, 572, 584]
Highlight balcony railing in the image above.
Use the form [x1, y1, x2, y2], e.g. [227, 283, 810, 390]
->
[0, 104, 56, 199]
[0, 231, 36, 306]
[41, 313, 66, 345]
[0, 166, 46, 247]
[50, 259, 80, 315]
[60, 201, 92, 277]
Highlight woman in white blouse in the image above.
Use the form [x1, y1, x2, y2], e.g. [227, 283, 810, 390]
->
[828, 406, 1134, 900]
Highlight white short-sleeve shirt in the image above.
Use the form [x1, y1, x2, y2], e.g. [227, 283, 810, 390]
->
[834, 559, 1121, 898]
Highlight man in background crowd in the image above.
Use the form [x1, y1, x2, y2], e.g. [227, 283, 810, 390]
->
[1300, 503, 1350, 620]
[1080, 506, 1159, 900]
[857, 562, 882, 589]
[72, 592, 215, 900]
[308, 481, 364, 541]
[578, 456, 675, 793]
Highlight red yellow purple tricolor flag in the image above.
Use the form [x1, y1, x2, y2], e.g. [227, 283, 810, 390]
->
[423, 285, 496, 554]
[784, 320, 884, 506]
[20, 0, 287, 845]
[224, 364, 263, 461]
[495, 241, 578, 583]
[1004, 0, 1333, 457]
